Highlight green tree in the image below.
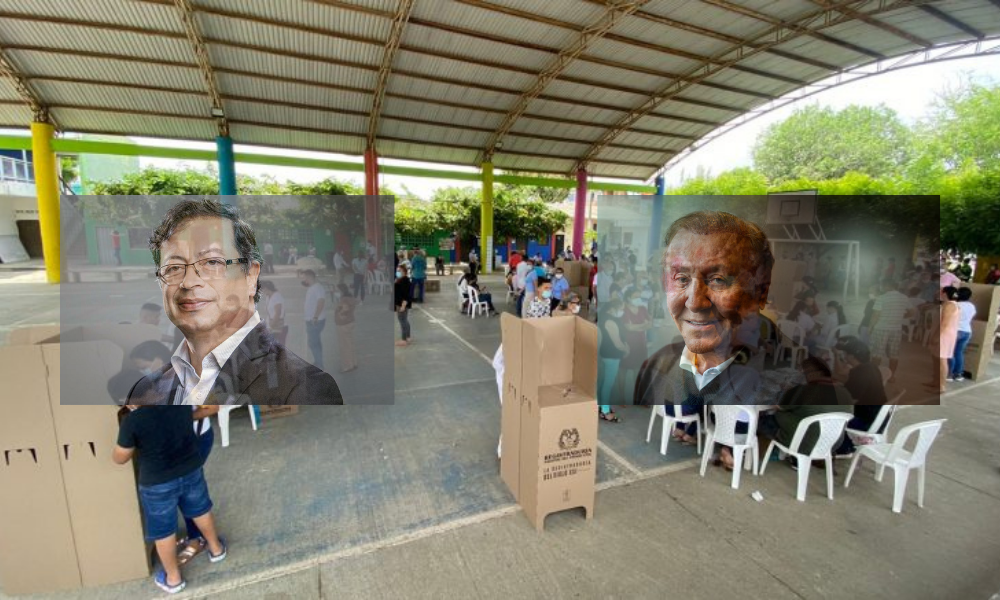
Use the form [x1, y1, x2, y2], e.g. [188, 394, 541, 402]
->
[752, 104, 912, 182]
[916, 82, 1000, 172]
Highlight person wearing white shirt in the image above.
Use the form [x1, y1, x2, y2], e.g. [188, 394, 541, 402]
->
[334, 249, 349, 284]
[351, 252, 368, 302]
[127, 199, 342, 406]
[259, 280, 287, 345]
[302, 269, 328, 370]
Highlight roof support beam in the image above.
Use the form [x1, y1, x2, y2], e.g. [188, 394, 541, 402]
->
[481, 0, 651, 162]
[918, 4, 983, 39]
[811, 0, 932, 47]
[0, 44, 56, 126]
[700, 0, 886, 59]
[367, 0, 413, 148]
[574, 0, 914, 171]
[171, 0, 228, 135]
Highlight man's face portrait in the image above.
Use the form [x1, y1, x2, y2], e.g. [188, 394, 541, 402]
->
[663, 230, 769, 357]
[158, 216, 260, 337]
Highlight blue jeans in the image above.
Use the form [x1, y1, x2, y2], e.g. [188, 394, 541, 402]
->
[516, 291, 525, 317]
[353, 273, 366, 301]
[306, 319, 326, 369]
[183, 426, 214, 541]
[599, 357, 620, 414]
[949, 330, 971, 378]
[138, 467, 213, 542]
[411, 278, 425, 303]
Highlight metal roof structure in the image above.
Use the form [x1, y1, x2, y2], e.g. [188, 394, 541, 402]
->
[1, 0, 999, 182]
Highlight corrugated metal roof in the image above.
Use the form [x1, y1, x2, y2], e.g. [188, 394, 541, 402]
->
[0, 0, 996, 181]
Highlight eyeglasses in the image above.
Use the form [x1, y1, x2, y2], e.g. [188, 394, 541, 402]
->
[156, 257, 248, 284]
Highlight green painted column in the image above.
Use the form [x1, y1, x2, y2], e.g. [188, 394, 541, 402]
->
[481, 162, 494, 274]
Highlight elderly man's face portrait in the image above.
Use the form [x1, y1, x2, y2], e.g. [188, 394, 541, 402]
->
[664, 230, 768, 357]
[158, 216, 259, 337]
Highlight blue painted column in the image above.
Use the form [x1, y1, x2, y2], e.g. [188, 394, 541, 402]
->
[647, 174, 665, 259]
[216, 135, 237, 195]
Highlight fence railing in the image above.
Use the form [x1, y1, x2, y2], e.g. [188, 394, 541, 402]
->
[0, 155, 34, 183]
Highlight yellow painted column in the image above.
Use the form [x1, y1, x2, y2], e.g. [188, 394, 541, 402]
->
[481, 162, 494, 274]
[31, 121, 60, 283]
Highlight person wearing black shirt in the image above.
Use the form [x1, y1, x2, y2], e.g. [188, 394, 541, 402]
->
[833, 336, 888, 457]
[114, 406, 227, 594]
[395, 264, 413, 346]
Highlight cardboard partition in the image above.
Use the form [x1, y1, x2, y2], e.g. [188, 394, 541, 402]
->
[500, 314, 524, 498]
[6, 324, 61, 345]
[960, 284, 999, 381]
[43, 323, 163, 375]
[0, 345, 82, 595]
[519, 386, 597, 532]
[44, 343, 149, 587]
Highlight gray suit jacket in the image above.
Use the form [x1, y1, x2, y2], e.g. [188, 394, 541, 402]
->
[127, 322, 343, 406]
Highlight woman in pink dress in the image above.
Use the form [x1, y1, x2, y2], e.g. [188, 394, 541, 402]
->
[927, 286, 959, 393]
[619, 288, 651, 404]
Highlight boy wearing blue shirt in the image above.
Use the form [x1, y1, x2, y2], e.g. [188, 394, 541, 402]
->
[551, 267, 570, 312]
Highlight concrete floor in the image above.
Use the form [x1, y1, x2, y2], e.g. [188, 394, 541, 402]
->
[2, 270, 999, 600]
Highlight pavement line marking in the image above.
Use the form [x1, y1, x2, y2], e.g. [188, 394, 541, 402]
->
[414, 305, 493, 363]
[176, 458, 700, 599]
[398, 378, 496, 394]
[940, 375, 1000, 400]
[597, 440, 642, 476]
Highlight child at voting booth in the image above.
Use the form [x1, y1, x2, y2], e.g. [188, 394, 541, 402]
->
[114, 406, 228, 594]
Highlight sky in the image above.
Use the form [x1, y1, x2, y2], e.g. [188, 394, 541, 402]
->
[4, 53, 999, 198]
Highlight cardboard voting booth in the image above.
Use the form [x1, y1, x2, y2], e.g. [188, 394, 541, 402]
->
[500, 314, 598, 531]
[961, 283, 1000, 381]
[0, 329, 149, 595]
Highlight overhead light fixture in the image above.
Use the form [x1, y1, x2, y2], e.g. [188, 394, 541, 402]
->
[210, 107, 225, 118]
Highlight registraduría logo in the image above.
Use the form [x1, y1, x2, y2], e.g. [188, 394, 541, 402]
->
[558, 428, 580, 451]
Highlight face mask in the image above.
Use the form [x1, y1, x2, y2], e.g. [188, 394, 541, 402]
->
[612, 310, 624, 318]
[139, 367, 154, 376]
[555, 273, 563, 279]
[630, 298, 643, 306]
[571, 305, 581, 314]
[396, 271, 404, 278]
[542, 290, 552, 299]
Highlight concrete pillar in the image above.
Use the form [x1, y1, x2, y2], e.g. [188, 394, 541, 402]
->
[30, 121, 60, 283]
[216, 135, 237, 195]
[481, 162, 494, 274]
[648, 174, 665, 260]
[364, 148, 380, 255]
[572, 168, 587, 257]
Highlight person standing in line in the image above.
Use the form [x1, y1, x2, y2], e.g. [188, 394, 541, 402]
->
[352, 251, 368, 304]
[410, 248, 427, 304]
[950, 286, 977, 381]
[868, 279, 913, 383]
[597, 298, 628, 423]
[469, 248, 479, 276]
[334, 283, 358, 372]
[262, 242, 274, 274]
[302, 270, 327, 370]
[395, 264, 413, 347]
[550, 266, 570, 312]
[926, 286, 959, 392]
[111, 229, 122, 265]
[287, 246, 298, 265]
[258, 281, 287, 346]
[333, 248, 349, 285]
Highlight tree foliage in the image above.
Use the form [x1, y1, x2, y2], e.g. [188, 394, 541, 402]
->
[752, 104, 912, 182]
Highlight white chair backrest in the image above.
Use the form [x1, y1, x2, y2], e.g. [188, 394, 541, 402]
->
[469, 287, 481, 304]
[867, 389, 906, 434]
[879, 366, 892, 385]
[777, 319, 804, 345]
[787, 412, 852, 458]
[887, 418, 946, 467]
[710, 405, 758, 446]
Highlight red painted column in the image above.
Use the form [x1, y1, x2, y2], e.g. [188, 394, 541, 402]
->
[364, 148, 379, 254]
[572, 168, 588, 257]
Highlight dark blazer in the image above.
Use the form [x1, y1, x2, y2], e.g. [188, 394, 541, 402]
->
[634, 319, 787, 408]
[127, 322, 343, 406]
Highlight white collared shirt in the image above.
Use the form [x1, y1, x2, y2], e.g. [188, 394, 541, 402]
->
[678, 347, 738, 391]
[171, 311, 261, 406]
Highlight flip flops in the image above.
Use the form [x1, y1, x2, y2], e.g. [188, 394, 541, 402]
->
[154, 570, 186, 594]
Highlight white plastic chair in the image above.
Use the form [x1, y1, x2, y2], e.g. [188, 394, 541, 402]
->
[760, 412, 853, 501]
[646, 403, 702, 457]
[457, 281, 467, 313]
[775, 319, 807, 368]
[845, 389, 906, 448]
[700, 405, 760, 490]
[468, 287, 490, 319]
[506, 280, 516, 304]
[373, 270, 391, 295]
[879, 366, 892, 386]
[218, 404, 259, 448]
[844, 418, 947, 513]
